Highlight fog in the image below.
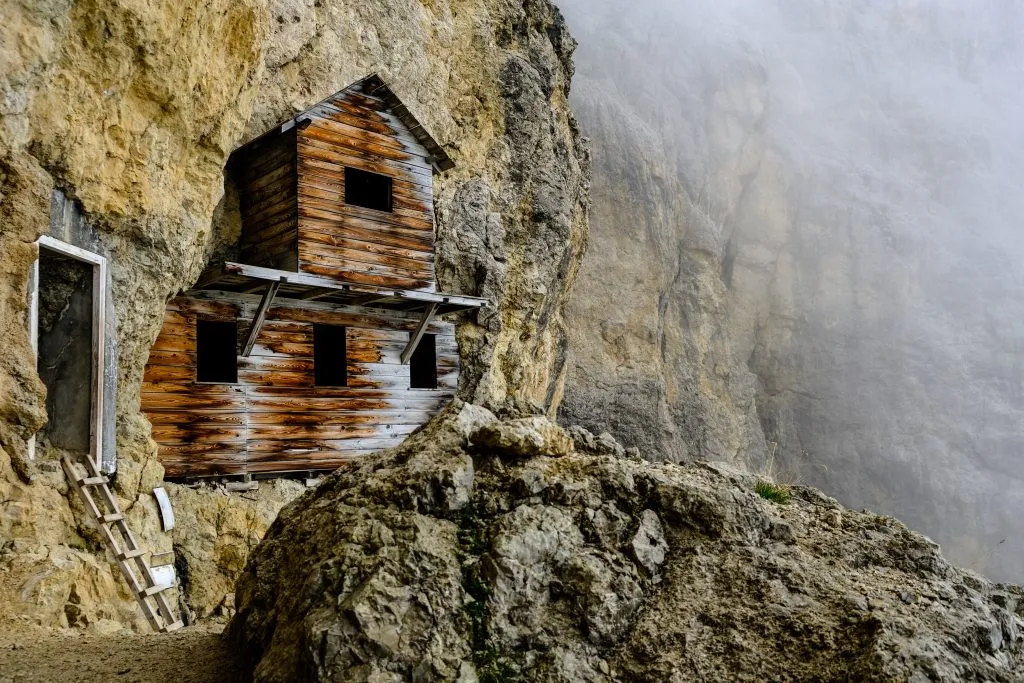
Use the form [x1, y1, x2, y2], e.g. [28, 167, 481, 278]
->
[558, 0, 1024, 581]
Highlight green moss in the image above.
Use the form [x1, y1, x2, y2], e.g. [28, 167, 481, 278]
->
[755, 480, 791, 505]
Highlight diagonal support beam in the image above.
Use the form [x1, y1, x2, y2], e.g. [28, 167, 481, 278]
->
[401, 303, 438, 365]
[241, 281, 281, 357]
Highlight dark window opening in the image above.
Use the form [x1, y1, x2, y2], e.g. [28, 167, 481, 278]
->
[196, 319, 238, 384]
[345, 167, 392, 212]
[314, 324, 348, 387]
[410, 333, 437, 389]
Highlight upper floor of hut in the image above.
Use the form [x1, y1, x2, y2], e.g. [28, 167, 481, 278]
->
[227, 74, 453, 292]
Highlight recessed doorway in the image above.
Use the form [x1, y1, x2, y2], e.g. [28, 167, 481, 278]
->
[28, 236, 107, 470]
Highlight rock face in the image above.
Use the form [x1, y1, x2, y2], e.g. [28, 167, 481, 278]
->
[0, 0, 587, 629]
[230, 403, 1024, 682]
[556, 0, 1024, 582]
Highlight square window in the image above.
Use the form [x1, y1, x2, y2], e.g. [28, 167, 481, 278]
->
[410, 333, 437, 389]
[314, 324, 348, 387]
[344, 167, 393, 212]
[196, 319, 238, 384]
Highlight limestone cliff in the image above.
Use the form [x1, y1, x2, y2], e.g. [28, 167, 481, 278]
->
[557, 0, 1024, 583]
[230, 402, 1024, 682]
[0, 0, 587, 629]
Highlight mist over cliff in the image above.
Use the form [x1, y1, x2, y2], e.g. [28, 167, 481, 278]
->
[557, 0, 1024, 582]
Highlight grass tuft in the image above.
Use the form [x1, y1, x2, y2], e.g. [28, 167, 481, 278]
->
[755, 480, 791, 505]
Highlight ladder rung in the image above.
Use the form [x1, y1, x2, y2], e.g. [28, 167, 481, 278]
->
[99, 513, 124, 523]
[162, 621, 184, 632]
[140, 584, 170, 597]
[79, 476, 108, 486]
[117, 548, 146, 561]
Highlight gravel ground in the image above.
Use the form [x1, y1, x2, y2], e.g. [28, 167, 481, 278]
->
[0, 620, 240, 683]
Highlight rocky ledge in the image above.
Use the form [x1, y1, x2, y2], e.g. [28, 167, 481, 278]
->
[229, 403, 1023, 682]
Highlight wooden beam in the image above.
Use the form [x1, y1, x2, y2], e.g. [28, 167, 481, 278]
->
[401, 303, 438, 365]
[298, 287, 343, 301]
[222, 261, 488, 310]
[241, 281, 281, 357]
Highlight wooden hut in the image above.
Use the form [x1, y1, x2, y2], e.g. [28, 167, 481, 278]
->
[142, 75, 486, 478]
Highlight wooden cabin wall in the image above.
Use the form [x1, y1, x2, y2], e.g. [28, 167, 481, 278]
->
[235, 129, 298, 272]
[296, 89, 437, 291]
[142, 294, 457, 478]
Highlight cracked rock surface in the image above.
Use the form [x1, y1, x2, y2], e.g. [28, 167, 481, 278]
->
[230, 403, 1024, 682]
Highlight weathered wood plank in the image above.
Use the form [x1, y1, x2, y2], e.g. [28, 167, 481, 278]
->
[298, 230, 433, 263]
[246, 410, 435, 426]
[297, 180, 432, 220]
[300, 220, 434, 252]
[297, 170, 431, 210]
[245, 395, 449, 412]
[296, 144, 433, 189]
[247, 423, 418, 440]
[167, 298, 240, 318]
[141, 392, 247, 412]
[300, 124, 431, 170]
[298, 243, 435, 281]
[143, 365, 195, 384]
[246, 437, 406, 453]
[304, 111, 430, 157]
[297, 192, 434, 232]
[145, 349, 196, 368]
[297, 264, 434, 292]
[146, 411, 247, 426]
[150, 424, 247, 443]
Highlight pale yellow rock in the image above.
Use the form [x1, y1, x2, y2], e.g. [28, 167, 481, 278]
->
[0, 0, 587, 632]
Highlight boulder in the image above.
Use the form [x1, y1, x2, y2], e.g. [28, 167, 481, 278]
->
[470, 416, 575, 459]
[229, 409, 1024, 682]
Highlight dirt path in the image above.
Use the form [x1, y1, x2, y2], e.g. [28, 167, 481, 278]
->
[0, 621, 241, 683]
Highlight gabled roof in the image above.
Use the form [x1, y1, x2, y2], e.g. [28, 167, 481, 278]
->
[243, 73, 454, 173]
[345, 74, 455, 172]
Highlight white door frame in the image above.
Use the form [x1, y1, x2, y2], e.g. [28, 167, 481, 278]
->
[28, 235, 107, 470]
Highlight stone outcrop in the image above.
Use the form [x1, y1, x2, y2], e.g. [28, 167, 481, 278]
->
[0, 0, 587, 630]
[230, 402, 1024, 682]
[166, 479, 306, 623]
[556, 0, 1024, 582]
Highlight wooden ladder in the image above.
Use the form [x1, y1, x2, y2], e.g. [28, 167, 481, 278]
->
[61, 455, 183, 633]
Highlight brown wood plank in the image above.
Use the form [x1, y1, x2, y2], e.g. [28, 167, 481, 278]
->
[143, 365, 195, 384]
[296, 143, 432, 189]
[239, 160, 295, 193]
[246, 436, 406, 453]
[246, 410, 435, 426]
[247, 423, 418, 440]
[241, 193, 297, 226]
[141, 392, 247, 412]
[298, 172, 432, 213]
[167, 298, 240, 318]
[238, 369, 313, 388]
[150, 424, 246, 443]
[146, 411, 247, 427]
[300, 124, 430, 169]
[245, 395, 449, 412]
[260, 305, 448, 333]
[300, 219, 434, 253]
[296, 179, 432, 220]
[149, 335, 194, 353]
[145, 349, 196, 367]
[241, 184, 295, 216]
[305, 111, 430, 156]
[298, 243, 435, 280]
[297, 191, 434, 232]
[299, 255, 436, 288]
[297, 206, 435, 240]
[297, 159, 431, 203]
